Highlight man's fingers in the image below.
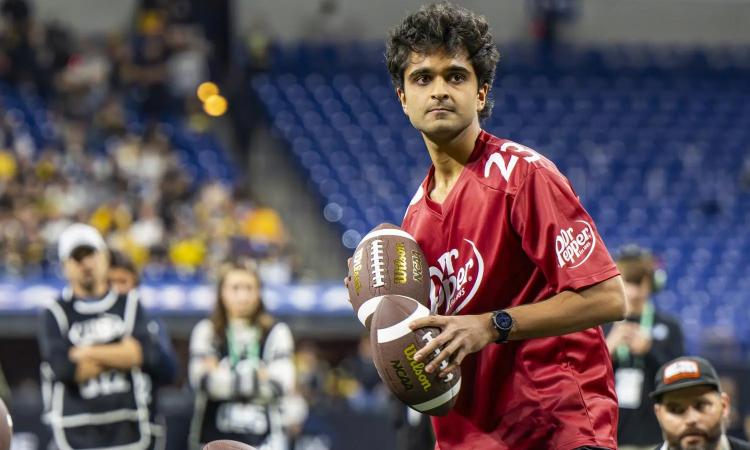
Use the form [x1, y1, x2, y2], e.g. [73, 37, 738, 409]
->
[439, 349, 467, 378]
[425, 339, 461, 373]
[409, 314, 446, 331]
[413, 331, 450, 362]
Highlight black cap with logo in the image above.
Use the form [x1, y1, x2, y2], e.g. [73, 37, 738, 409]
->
[650, 356, 722, 402]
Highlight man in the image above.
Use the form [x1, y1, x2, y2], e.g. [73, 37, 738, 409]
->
[38, 223, 172, 449]
[108, 249, 178, 450]
[651, 357, 750, 450]
[383, 3, 626, 449]
[606, 245, 685, 449]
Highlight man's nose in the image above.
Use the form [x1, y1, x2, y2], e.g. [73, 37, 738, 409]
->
[683, 406, 702, 426]
[430, 77, 449, 100]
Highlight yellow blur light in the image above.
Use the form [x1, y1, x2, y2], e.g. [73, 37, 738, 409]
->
[203, 94, 228, 117]
[197, 82, 219, 102]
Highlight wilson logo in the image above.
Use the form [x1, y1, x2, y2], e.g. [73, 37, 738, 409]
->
[555, 220, 596, 269]
[404, 344, 431, 392]
[351, 248, 363, 294]
[394, 243, 407, 285]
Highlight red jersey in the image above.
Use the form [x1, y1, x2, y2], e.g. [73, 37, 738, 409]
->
[401, 130, 620, 450]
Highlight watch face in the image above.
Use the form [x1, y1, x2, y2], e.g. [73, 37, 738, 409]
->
[496, 312, 512, 329]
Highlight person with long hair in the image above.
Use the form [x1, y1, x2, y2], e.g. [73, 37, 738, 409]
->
[188, 261, 304, 450]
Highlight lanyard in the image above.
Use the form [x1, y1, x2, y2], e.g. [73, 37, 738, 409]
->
[615, 302, 655, 368]
[226, 325, 260, 368]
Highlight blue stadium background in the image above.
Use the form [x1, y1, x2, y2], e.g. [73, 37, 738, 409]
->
[1, 0, 750, 449]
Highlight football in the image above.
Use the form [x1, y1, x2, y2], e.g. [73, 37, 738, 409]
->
[202, 440, 257, 450]
[0, 398, 11, 450]
[347, 223, 430, 328]
[369, 294, 462, 416]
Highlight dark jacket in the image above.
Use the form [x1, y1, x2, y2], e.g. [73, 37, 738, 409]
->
[38, 289, 172, 450]
[605, 308, 685, 446]
[654, 436, 750, 450]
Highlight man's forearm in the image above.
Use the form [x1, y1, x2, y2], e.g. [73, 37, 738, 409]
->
[85, 337, 144, 370]
[505, 276, 626, 341]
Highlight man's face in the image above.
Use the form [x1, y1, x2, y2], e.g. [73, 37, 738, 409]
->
[109, 267, 138, 294]
[397, 48, 487, 143]
[63, 247, 108, 295]
[655, 385, 729, 450]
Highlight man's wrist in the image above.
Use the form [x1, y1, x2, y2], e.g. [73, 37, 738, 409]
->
[486, 312, 501, 343]
[491, 310, 514, 344]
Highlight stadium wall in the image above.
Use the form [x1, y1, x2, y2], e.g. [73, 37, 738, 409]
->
[30, 0, 750, 45]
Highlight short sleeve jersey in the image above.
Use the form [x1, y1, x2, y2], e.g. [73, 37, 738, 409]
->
[401, 130, 620, 450]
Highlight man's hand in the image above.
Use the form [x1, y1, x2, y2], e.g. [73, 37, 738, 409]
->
[69, 336, 143, 370]
[344, 257, 353, 306]
[75, 358, 104, 383]
[201, 355, 220, 371]
[69, 345, 92, 363]
[628, 328, 653, 355]
[605, 322, 636, 354]
[408, 313, 498, 378]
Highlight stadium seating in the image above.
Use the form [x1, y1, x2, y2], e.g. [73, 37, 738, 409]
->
[252, 42, 750, 355]
[0, 84, 235, 187]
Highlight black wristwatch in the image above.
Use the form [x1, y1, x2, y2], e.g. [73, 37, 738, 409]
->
[491, 310, 514, 344]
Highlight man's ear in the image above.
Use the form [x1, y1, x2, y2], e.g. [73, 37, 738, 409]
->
[477, 83, 489, 113]
[720, 392, 731, 420]
[397, 87, 407, 114]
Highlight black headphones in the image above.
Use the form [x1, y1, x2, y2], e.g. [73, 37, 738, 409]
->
[615, 244, 667, 293]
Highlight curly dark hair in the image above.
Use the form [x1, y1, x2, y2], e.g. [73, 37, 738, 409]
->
[385, 2, 500, 120]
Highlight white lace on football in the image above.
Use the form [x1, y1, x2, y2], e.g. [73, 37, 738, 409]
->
[370, 239, 385, 288]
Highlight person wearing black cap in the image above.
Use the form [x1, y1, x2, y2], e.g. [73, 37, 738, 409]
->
[605, 245, 685, 449]
[651, 356, 750, 450]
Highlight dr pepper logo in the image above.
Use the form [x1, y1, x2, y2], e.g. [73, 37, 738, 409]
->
[555, 220, 596, 269]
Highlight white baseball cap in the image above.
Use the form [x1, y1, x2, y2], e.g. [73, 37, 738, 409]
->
[58, 223, 107, 261]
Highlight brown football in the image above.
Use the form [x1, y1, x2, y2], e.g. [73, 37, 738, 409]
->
[347, 223, 430, 328]
[0, 398, 11, 450]
[202, 440, 257, 450]
[369, 295, 461, 416]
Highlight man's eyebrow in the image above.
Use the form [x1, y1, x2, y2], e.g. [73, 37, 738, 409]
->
[407, 65, 471, 80]
[444, 65, 471, 73]
[407, 68, 433, 80]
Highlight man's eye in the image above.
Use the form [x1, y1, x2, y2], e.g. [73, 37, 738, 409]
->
[415, 75, 431, 85]
[450, 73, 466, 82]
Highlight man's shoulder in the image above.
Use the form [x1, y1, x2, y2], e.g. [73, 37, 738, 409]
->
[730, 436, 750, 450]
[469, 132, 561, 195]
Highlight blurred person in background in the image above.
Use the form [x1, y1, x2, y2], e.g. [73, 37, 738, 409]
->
[336, 334, 387, 413]
[390, 398, 434, 450]
[651, 356, 750, 450]
[188, 261, 305, 450]
[109, 249, 178, 450]
[717, 376, 750, 442]
[38, 223, 175, 449]
[605, 245, 685, 450]
[109, 249, 142, 294]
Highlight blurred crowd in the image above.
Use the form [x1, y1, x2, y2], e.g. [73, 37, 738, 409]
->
[0, 0, 293, 282]
[295, 336, 389, 415]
